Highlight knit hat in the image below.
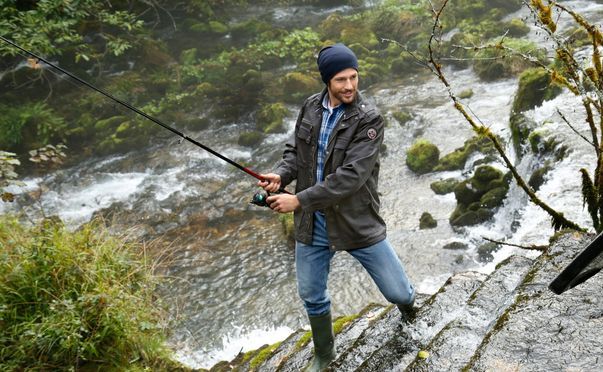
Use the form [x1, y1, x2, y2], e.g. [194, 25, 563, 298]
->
[316, 43, 358, 84]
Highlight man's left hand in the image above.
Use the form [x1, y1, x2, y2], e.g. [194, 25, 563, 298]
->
[267, 194, 301, 213]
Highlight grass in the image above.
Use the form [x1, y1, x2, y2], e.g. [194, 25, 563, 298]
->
[0, 215, 183, 371]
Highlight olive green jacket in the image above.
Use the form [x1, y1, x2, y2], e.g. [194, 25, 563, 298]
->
[274, 88, 386, 250]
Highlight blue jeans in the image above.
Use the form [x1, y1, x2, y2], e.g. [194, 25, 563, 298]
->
[295, 239, 415, 316]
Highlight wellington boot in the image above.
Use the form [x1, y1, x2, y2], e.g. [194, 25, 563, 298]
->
[304, 312, 336, 372]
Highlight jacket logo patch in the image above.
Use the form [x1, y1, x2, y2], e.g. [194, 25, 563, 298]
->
[367, 128, 377, 140]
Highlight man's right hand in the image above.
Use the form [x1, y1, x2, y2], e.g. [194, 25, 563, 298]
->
[258, 173, 282, 193]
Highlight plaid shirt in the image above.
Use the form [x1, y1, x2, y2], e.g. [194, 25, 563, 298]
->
[316, 95, 345, 182]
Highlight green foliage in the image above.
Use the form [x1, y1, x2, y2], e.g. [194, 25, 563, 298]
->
[0, 0, 143, 62]
[0, 216, 174, 370]
[256, 103, 289, 133]
[0, 103, 65, 150]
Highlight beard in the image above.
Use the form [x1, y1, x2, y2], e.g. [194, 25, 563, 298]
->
[332, 88, 357, 105]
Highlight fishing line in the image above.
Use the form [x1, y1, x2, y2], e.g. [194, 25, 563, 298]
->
[0, 35, 290, 203]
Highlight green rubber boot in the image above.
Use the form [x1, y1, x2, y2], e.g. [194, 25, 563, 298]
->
[304, 312, 336, 372]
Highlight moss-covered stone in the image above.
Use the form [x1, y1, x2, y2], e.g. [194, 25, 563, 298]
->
[434, 136, 495, 172]
[238, 131, 264, 147]
[528, 164, 552, 191]
[430, 178, 460, 195]
[473, 38, 546, 81]
[458, 89, 474, 99]
[450, 166, 508, 226]
[406, 139, 440, 175]
[420, 212, 438, 229]
[504, 18, 530, 37]
[512, 68, 562, 115]
[281, 72, 322, 103]
[510, 113, 538, 158]
[392, 110, 413, 125]
[477, 242, 501, 263]
[256, 103, 288, 134]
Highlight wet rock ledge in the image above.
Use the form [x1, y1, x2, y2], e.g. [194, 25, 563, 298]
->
[204, 231, 603, 371]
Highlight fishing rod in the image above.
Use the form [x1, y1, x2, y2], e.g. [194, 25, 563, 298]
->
[0, 35, 287, 206]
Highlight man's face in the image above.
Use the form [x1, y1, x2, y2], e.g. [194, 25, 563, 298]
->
[327, 68, 358, 106]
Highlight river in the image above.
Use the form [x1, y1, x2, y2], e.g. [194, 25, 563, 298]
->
[1, 0, 602, 368]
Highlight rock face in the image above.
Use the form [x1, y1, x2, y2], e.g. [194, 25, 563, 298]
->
[205, 232, 603, 371]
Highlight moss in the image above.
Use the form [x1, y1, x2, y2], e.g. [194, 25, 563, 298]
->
[294, 330, 312, 350]
[479, 186, 509, 208]
[406, 139, 440, 174]
[392, 110, 413, 125]
[473, 38, 546, 81]
[281, 72, 322, 103]
[504, 18, 530, 37]
[434, 136, 495, 172]
[256, 103, 288, 134]
[238, 131, 264, 147]
[528, 164, 552, 191]
[430, 178, 459, 195]
[419, 212, 437, 229]
[512, 68, 562, 114]
[333, 314, 360, 334]
[458, 89, 474, 99]
[249, 342, 281, 370]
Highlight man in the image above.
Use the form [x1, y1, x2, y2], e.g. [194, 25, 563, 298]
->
[258, 43, 415, 371]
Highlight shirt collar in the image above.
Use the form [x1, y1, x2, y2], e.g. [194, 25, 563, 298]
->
[321, 93, 343, 114]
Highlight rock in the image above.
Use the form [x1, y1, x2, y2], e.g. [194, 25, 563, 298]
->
[406, 139, 440, 175]
[477, 242, 501, 263]
[419, 212, 437, 229]
[504, 18, 530, 37]
[434, 136, 495, 172]
[458, 89, 474, 99]
[443, 241, 468, 250]
[392, 110, 412, 125]
[238, 131, 264, 147]
[281, 72, 322, 103]
[256, 103, 288, 134]
[528, 163, 552, 191]
[473, 38, 546, 81]
[510, 113, 538, 158]
[430, 178, 459, 195]
[512, 67, 562, 115]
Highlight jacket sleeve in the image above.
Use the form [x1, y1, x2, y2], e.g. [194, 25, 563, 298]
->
[273, 105, 304, 187]
[296, 111, 383, 212]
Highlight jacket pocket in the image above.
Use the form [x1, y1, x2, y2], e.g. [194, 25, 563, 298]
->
[296, 121, 314, 166]
[330, 135, 352, 168]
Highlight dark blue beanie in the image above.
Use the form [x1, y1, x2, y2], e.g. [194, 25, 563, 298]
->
[317, 43, 358, 84]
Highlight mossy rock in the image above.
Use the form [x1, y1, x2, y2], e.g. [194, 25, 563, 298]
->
[419, 212, 437, 230]
[480, 186, 509, 208]
[477, 242, 501, 263]
[450, 205, 494, 227]
[473, 38, 546, 81]
[340, 26, 379, 49]
[406, 139, 440, 175]
[434, 136, 495, 172]
[281, 72, 322, 103]
[454, 179, 482, 205]
[238, 131, 264, 147]
[443, 241, 468, 250]
[528, 164, 552, 191]
[504, 18, 530, 37]
[392, 110, 412, 125]
[138, 38, 174, 67]
[458, 89, 474, 99]
[510, 113, 538, 158]
[256, 103, 288, 134]
[430, 178, 459, 195]
[473, 165, 503, 183]
[512, 68, 562, 115]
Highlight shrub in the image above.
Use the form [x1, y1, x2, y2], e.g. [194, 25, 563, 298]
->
[0, 216, 176, 370]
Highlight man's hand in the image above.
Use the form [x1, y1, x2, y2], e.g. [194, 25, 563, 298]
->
[258, 173, 282, 193]
[267, 194, 300, 213]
